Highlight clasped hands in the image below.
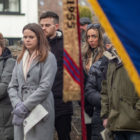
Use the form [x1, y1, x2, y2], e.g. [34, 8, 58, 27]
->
[12, 102, 29, 126]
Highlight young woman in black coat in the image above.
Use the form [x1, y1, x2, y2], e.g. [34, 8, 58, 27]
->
[85, 35, 112, 140]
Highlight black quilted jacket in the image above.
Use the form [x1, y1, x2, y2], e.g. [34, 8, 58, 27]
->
[48, 31, 73, 117]
[85, 55, 109, 140]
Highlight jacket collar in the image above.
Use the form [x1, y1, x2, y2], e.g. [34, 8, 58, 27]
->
[0, 47, 12, 60]
[103, 48, 122, 65]
[47, 30, 63, 43]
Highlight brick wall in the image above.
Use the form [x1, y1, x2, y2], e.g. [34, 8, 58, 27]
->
[38, 0, 63, 28]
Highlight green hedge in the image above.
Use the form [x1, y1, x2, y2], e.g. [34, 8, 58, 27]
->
[79, 5, 92, 20]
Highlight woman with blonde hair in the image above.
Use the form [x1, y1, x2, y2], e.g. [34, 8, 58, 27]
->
[8, 23, 57, 140]
[0, 32, 15, 140]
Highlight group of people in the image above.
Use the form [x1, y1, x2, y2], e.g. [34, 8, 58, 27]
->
[80, 17, 140, 140]
[0, 10, 140, 140]
[0, 11, 73, 140]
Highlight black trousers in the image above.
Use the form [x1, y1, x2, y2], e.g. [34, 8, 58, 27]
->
[86, 124, 92, 140]
[55, 115, 72, 140]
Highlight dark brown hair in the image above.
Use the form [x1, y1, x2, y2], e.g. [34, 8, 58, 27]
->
[39, 11, 59, 24]
[17, 23, 49, 63]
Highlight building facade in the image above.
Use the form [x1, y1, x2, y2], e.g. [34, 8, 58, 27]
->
[38, 0, 94, 29]
[0, 0, 38, 45]
[0, 0, 95, 45]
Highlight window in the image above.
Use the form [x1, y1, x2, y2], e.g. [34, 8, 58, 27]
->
[0, 0, 20, 13]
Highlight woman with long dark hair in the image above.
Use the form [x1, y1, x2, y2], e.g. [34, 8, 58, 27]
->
[82, 23, 104, 73]
[81, 23, 104, 140]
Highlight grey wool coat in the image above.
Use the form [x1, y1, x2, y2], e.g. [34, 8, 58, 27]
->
[8, 51, 57, 140]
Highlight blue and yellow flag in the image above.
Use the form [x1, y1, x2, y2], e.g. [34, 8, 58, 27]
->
[88, 0, 140, 95]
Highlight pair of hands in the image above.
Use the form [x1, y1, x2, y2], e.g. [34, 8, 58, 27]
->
[12, 102, 29, 126]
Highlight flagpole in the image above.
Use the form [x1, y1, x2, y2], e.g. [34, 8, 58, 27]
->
[76, 0, 87, 140]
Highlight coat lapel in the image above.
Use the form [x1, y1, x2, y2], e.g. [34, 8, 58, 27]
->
[27, 58, 39, 74]
[18, 60, 26, 82]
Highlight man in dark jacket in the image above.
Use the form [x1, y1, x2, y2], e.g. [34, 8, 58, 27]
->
[39, 11, 73, 140]
[80, 17, 91, 44]
[0, 33, 15, 140]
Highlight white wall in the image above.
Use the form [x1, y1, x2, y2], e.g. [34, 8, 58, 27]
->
[0, 0, 38, 38]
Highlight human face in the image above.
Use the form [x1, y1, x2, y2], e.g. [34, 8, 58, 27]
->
[23, 29, 38, 54]
[105, 43, 112, 50]
[0, 46, 2, 56]
[87, 29, 99, 49]
[40, 17, 58, 39]
[80, 24, 88, 32]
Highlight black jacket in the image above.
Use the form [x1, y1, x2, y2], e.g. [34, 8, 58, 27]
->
[0, 47, 15, 140]
[48, 30, 73, 117]
[85, 55, 109, 140]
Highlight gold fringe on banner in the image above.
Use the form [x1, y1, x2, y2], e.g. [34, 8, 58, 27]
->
[88, 0, 140, 96]
[62, 0, 81, 102]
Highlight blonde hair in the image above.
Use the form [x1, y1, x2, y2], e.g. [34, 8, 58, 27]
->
[82, 26, 104, 63]
[0, 33, 5, 50]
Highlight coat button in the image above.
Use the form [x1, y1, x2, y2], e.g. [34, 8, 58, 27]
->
[23, 120, 27, 126]
[25, 90, 28, 94]
[133, 105, 136, 110]
[120, 97, 123, 101]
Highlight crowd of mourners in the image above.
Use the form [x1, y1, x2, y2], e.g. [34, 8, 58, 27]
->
[0, 11, 140, 140]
